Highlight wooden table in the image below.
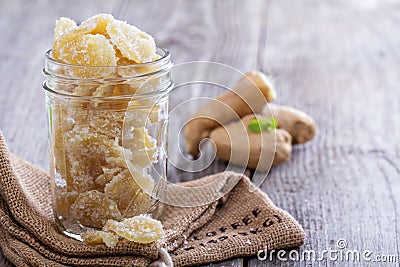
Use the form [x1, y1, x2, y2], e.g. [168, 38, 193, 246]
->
[1, 0, 399, 266]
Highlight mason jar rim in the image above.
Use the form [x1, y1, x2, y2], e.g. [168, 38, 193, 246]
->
[44, 46, 171, 69]
[43, 46, 173, 100]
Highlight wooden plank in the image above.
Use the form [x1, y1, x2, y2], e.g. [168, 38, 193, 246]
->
[248, 0, 400, 266]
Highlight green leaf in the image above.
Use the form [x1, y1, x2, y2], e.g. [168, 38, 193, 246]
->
[248, 117, 277, 133]
[270, 117, 278, 129]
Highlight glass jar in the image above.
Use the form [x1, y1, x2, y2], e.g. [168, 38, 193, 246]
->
[43, 47, 172, 238]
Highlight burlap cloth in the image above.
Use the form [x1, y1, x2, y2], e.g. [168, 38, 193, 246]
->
[0, 132, 305, 266]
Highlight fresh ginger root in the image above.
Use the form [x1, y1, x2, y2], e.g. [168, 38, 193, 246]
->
[210, 114, 292, 172]
[184, 70, 316, 170]
[264, 104, 316, 144]
[184, 71, 276, 157]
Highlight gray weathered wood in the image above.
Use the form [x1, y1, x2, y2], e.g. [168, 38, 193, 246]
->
[1, 0, 400, 266]
[248, 0, 400, 266]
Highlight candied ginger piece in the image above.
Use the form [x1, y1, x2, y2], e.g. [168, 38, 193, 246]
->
[81, 109, 124, 139]
[82, 229, 119, 248]
[92, 84, 115, 97]
[135, 127, 157, 151]
[116, 47, 144, 77]
[131, 171, 155, 193]
[104, 170, 154, 217]
[64, 130, 126, 192]
[107, 20, 156, 63]
[116, 48, 161, 73]
[117, 56, 136, 66]
[54, 17, 78, 38]
[148, 105, 161, 123]
[112, 84, 138, 96]
[74, 84, 98, 96]
[123, 190, 153, 218]
[135, 54, 162, 74]
[79, 13, 115, 36]
[104, 215, 164, 243]
[52, 33, 117, 70]
[125, 103, 161, 125]
[70, 190, 123, 228]
[105, 156, 128, 169]
[95, 167, 123, 186]
[115, 47, 134, 66]
[125, 127, 158, 167]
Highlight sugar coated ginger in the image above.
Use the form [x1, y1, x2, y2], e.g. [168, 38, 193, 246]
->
[50, 14, 162, 234]
[52, 13, 156, 67]
[82, 215, 164, 247]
